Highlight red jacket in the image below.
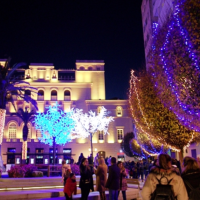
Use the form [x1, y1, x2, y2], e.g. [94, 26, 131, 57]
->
[64, 177, 77, 197]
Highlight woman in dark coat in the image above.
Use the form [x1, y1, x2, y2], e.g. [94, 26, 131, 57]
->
[181, 156, 200, 200]
[79, 158, 94, 200]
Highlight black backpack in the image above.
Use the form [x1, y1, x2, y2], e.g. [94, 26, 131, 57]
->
[150, 175, 176, 200]
[184, 180, 200, 200]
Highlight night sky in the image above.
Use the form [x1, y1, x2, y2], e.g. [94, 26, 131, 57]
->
[0, 0, 145, 100]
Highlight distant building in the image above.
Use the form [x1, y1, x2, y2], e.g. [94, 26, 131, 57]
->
[1, 60, 134, 165]
[141, 0, 200, 160]
[141, 0, 177, 67]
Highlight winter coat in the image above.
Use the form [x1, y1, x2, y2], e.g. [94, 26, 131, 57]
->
[182, 169, 200, 198]
[141, 166, 188, 200]
[79, 165, 94, 191]
[64, 177, 77, 197]
[119, 169, 127, 191]
[95, 164, 108, 192]
[106, 164, 120, 190]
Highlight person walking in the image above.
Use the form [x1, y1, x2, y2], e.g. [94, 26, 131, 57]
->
[106, 157, 120, 200]
[141, 153, 188, 200]
[94, 157, 108, 200]
[77, 153, 84, 165]
[117, 161, 127, 200]
[62, 160, 71, 186]
[181, 156, 200, 200]
[64, 173, 77, 200]
[79, 158, 94, 200]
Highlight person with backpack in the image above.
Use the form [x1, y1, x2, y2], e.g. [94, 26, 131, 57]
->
[181, 156, 200, 200]
[64, 173, 77, 200]
[141, 153, 188, 200]
[62, 160, 71, 186]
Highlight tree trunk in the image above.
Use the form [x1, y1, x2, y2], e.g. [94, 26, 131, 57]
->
[53, 137, 56, 165]
[22, 141, 27, 164]
[179, 148, 184, 170]
[0, 109, 6, 170]
[23, 124, 28, 141]
[90, 133, 93, 165]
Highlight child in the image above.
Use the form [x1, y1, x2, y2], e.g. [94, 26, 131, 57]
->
[64, 173, 77, 200]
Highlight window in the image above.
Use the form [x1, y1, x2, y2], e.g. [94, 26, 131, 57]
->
[7, 148, 16, 164]
[98, 131, 104, 140]
[9, 123, 17, 139]
[63, 148, 71, 154]
[80, 67, 84, 70]
[97, 67, 100, 71]
[36, 156, 43, 164]
[38, 90, 44, 101]
[35, 148, 44, 153]
[25, 90, 31, 97]
[88, 67, 92, 70]
[36, 130, 42, 138]
[191, 149, 197, 159]
[49, 148, 58, 153]
[116, 106, 122, 117]
[8, 148, 16, 153]
[117, 129, 123, 140]
[64, 90, 71, 101]
[51, 90, 57, 101]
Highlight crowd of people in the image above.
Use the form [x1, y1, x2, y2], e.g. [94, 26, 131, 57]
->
[61, 153, 200, 200]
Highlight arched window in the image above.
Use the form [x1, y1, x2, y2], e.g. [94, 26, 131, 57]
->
[51, 90, 57, 101]
[64, 90, 71, 101]
[25, 90, 31, 97]
[38, 90, 44, 101]
[116, 106, 122, 117]
[9, 123, 17, 139]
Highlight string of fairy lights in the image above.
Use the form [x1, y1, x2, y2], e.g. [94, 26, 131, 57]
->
[153, 0, 200, 133]
[129, 70, 180, 155]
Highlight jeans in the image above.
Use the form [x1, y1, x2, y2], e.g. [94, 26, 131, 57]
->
[118, 191, 126, 200]
[109, 189, 118, 200]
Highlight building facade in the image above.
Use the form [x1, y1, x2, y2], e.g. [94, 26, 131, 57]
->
[141, 0, 200, 160]
[141, 0, 177, 66]
[1, 60, 134, 165]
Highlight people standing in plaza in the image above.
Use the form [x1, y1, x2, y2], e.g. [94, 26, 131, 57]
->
[94, 153, 99, 167]
[62, 160, 71, 186]
[117, 161, 127, 200]
[141, 153, 188, 200]
[64, 173, 77, 200]
[94, 157, 108, 200]
[77, 153, 84, 165]
[181, 156, 200, 199]
[79, 158, 94, 200]
[106, 157, 120, 200]
[139, 160, 145, 182]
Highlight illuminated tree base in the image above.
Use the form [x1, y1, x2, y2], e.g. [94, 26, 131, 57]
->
[0, 109, 6, 145]
[22, 141, 27, 160]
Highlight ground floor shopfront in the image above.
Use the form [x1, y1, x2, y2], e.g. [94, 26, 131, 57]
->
[2, 138, 128, 166]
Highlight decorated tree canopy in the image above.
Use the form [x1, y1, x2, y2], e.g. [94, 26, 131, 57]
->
[34, 102, 75, 146]
[71, 106, 114, 139]
[128, 71, 197, 155]
[149, 0, 200, 133]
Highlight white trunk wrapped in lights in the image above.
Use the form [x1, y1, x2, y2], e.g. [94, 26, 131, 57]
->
[0, 109, 6, 169]
[0, 109, 6, 145]
[22, 141, 27, 160]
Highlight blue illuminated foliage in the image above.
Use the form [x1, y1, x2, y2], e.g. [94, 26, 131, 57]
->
[34, 102, 75, 146]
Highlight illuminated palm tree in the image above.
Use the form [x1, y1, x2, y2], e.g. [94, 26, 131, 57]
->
[12, 108, 36, 164]
[0, 59, 38, 168]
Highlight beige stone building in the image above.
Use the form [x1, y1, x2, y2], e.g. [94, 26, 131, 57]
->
[1, 60, 134, 165]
